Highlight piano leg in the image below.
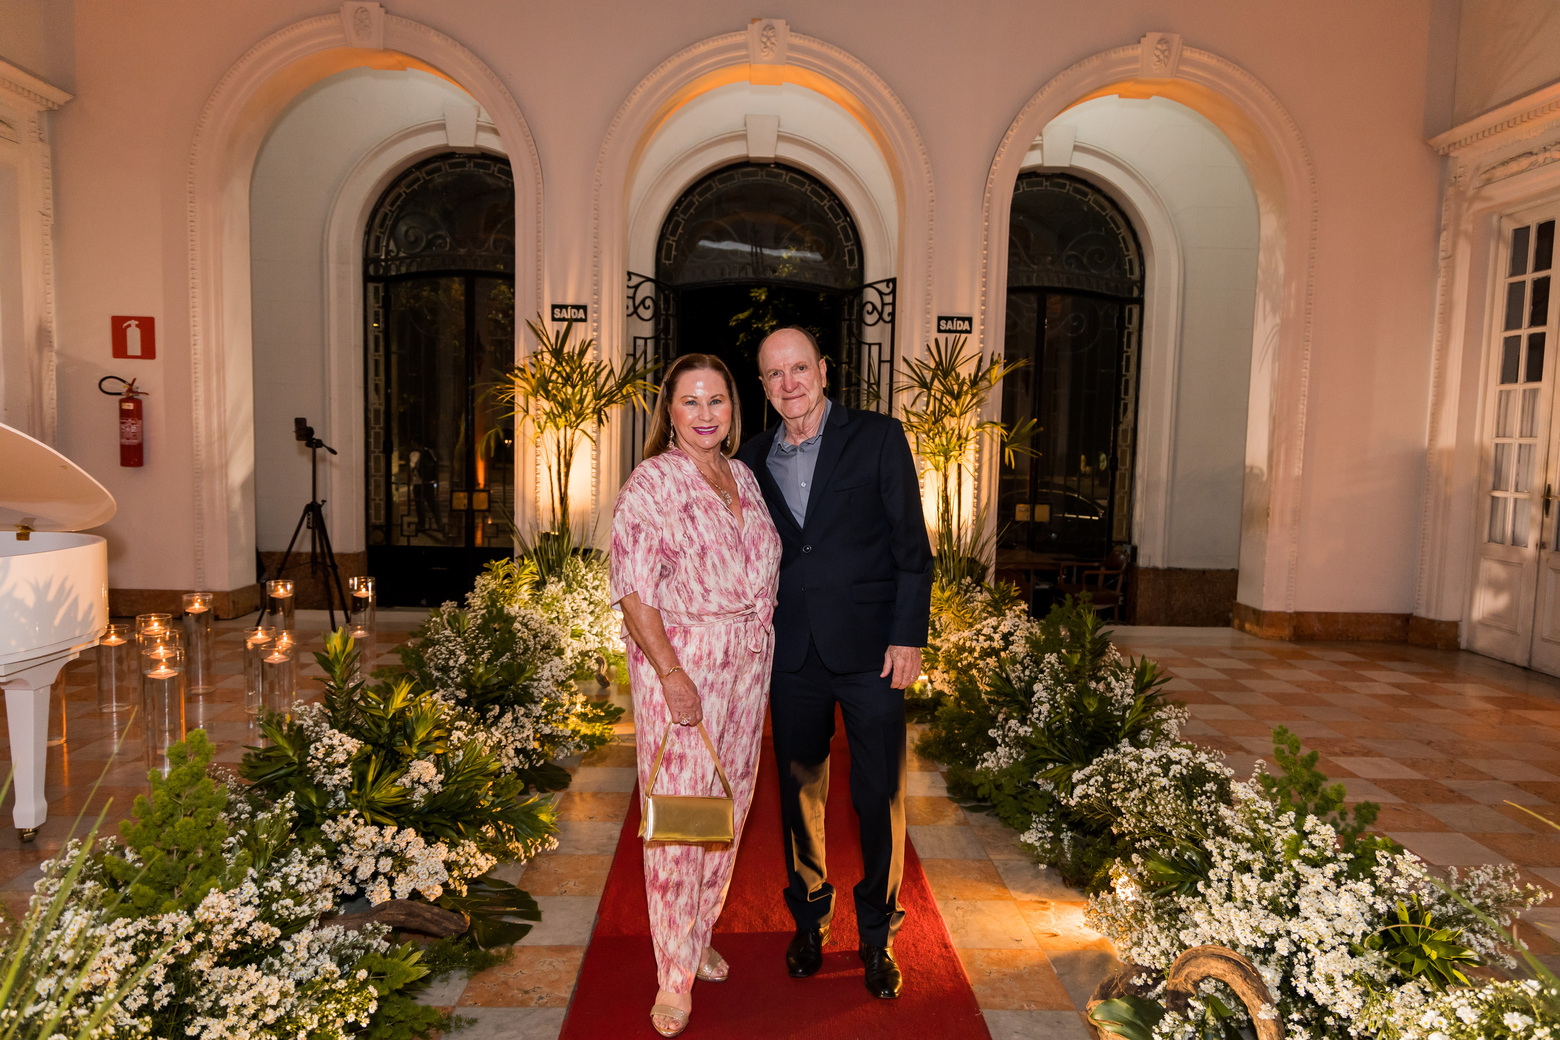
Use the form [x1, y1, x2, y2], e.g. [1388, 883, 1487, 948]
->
[1, 655, 75, 842]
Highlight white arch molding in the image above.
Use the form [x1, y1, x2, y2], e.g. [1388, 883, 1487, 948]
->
[319, 120, 507, 556]
[590, 22, 935, 537]
[1011, 142, 1186, 570]
[186, 6, 543, 594]
[979, 35, 1318, 617]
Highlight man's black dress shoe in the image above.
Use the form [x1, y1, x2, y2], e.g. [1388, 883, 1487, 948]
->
[786, 927, 829, 978]
[859, 945, 902, 998]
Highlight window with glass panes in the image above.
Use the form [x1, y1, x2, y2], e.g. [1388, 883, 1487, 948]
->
[1488, 218, 1555, 547]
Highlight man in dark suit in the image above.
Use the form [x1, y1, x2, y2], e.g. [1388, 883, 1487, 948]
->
[736, 326, 933, 1000]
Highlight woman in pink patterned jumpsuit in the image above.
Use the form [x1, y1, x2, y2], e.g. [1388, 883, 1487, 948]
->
[610, 353, 781, 1038]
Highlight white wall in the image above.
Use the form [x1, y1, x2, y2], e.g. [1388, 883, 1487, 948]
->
[248, 66, 479, 554]
[21, 0, 1448, 616]
[1045, 95, 1259, 571]
[1454, 0, 1560, 123]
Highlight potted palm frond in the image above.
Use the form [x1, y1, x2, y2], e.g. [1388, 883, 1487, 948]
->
[895, 335, 1035, 580]
[495, 315, 659, 534]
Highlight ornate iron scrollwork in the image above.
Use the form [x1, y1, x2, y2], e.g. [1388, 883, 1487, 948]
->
[364, 154, 515, 278]
[840, 278, 896, 413]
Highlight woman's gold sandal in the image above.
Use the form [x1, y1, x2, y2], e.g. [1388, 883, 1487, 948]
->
[695, 947, 729, 983]
[650, 1003, 689, 1037]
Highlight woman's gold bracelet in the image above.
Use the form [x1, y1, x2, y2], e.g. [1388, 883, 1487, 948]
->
[660, 664, 683, 679]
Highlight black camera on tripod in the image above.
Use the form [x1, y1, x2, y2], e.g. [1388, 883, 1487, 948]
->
[274, 417, 346, 625]
[294, 417, 337, 455]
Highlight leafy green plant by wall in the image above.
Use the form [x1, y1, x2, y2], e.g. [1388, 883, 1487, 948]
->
[895, 335, 1034, 576]
[495, 315, 658, 533]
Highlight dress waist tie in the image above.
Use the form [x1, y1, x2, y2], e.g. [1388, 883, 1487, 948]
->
[665, 606, 771, 653]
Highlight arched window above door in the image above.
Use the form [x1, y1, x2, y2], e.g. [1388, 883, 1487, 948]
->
[364, 154, 515, 277]
[1008, 173, 1142, 298]
[657, 165, 862, 288]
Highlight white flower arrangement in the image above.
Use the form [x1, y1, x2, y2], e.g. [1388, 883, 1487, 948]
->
[20, 796, 400, 1040]
[1377, 978, 1558, 1039]
[1083, 743, 1543, 1039]
[321, 810, 505, 905]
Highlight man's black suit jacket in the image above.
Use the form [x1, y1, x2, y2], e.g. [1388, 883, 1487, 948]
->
[737, 403, 933, 675]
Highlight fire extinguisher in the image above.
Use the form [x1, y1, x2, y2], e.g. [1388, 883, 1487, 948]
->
[99, 375, 147, 467]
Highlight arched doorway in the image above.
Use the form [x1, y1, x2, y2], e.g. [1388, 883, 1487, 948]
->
[628, 163, 894, 456]
[998, 173, 1143, 561]
[363, 153, 517, 607]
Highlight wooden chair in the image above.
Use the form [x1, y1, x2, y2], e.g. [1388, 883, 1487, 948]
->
[1055, 546, 1133, 620]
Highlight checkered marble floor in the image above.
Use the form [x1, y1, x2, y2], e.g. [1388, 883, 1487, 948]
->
[6, 621, 1560, 1038]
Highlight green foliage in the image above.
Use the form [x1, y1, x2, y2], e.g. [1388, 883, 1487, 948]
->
[242, 630, 559, 858]
[918, 598, 1179, 887]
[495, 315, 659, 531]
[418, 935, 513, 979]
[1365, 898, 1480, 991]
[897, 335, 1036, 538]
[361, 993, 451, 1040]
[1259, 725, 1395, 876]
[0, 777, 185, 1040]
[100, 730, 243, 919]
[435, 875, 543, 948]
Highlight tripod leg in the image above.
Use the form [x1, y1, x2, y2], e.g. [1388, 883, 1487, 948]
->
[311, 504, 349, 632]
[275, 505, 311, 583]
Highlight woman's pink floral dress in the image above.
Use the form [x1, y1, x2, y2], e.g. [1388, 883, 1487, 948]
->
[609, 447, 782, 994]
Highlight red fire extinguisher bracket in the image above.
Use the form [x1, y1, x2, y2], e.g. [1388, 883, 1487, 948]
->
[99, 375, 148, 468]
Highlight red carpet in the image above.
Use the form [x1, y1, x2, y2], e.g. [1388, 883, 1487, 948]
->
[559, 710, 991, 1039]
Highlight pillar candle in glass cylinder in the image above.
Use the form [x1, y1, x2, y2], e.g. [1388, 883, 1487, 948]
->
[265, 579, 296, 637]
[182, 592, 215, 695]
[348, 575, 376, 631]
[242, 625, 275, 716]
[261, 633, 297, 718]
[135, 612, 173, 652]
[141, 640, 186, 777]
[96, 623, 136, 715]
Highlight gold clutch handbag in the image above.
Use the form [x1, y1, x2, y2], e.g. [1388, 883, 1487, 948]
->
[638, 721, 735, 849]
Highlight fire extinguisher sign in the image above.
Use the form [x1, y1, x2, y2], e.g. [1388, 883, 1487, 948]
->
[111, 316, 156, 360]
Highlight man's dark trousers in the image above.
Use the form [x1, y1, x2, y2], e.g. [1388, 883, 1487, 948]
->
[771, 639, 907, 945]
[737, 403, 931, 950]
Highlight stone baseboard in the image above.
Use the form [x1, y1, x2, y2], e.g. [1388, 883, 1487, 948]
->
[1231, 603, 1461, 646]
[257, 550, 369, 610]
[110, 583, 263, 620]
[1129, 567, 1238, 626]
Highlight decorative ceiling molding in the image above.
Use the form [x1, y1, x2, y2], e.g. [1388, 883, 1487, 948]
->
[0, 59, 71, 113]
[1430, 80, 1560, 157]
[340, 1, 384, 50]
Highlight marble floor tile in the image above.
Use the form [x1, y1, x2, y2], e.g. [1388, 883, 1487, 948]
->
[441, 1007, 567, 1040]
[459, 946, 585, 1007]
[907, 823, 986, 859]
[981, 1008, 1094, 1039]
[516, 896, 600, 946]
[1386, 831, 1513, 866]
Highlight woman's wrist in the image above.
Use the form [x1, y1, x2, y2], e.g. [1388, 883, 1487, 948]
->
[659, 663, 683, 679]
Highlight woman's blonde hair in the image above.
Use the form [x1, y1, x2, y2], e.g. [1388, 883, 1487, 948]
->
[643, 353, 742, 460]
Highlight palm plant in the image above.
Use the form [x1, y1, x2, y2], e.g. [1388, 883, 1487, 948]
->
[494, 316, 659, 533]
[895, 335, 1036, 570]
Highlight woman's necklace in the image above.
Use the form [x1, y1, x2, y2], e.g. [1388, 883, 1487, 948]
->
[697, 464, 734, 511]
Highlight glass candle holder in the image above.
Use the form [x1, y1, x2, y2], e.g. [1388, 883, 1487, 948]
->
[135, 612, 173, 652]
[261, 633, 297, 718]
[243, 624, 275, 716]
[182, 592, 215, 695]
[141, 642, 186, 777]
[348, 575, 376, 632]
[96, 623, 136, 715]
[265, 579, 296, 637]
[348, 622, 374, 682]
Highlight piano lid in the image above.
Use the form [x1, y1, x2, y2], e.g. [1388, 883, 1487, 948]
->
[0, 423, 116, 533]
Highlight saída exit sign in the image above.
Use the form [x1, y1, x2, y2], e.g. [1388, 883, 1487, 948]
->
[550, 304, 588, 322]
[936, 315, 973, 335]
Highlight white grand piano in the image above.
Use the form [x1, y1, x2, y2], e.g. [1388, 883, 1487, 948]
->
[0, 423, 113, 841]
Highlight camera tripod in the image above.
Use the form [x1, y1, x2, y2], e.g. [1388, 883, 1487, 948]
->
[275, 420, 349, 629]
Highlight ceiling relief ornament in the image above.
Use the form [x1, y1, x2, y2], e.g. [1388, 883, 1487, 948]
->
[747, 18, 789, 85]
[1478, 143, 1560, 186]
[1139, 32, 1183, 79]
[340, 1, 385, 50]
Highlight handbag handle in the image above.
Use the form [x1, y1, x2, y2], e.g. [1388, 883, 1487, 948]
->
[644, 720, 734, 800]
